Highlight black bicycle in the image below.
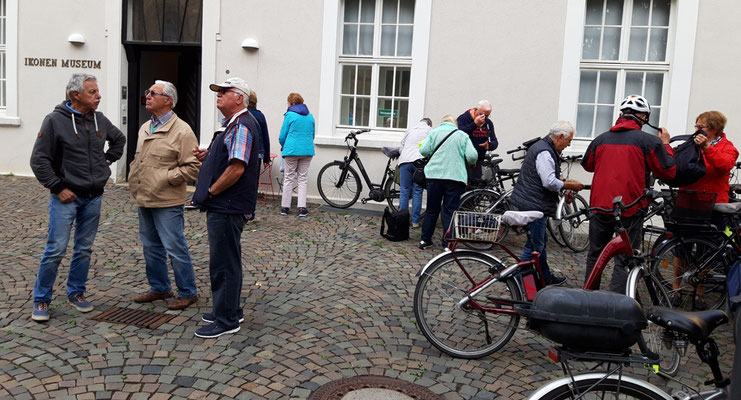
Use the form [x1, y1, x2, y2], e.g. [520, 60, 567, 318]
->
[317, 129, 423, 215]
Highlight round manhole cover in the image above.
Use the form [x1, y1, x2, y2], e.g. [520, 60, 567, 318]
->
[309, 375, 442, 400]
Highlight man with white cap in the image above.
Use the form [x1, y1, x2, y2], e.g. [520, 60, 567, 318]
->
[191, 77, 261, 338]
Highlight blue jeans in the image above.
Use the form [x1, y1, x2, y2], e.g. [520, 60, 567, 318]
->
[34, 194, 102, 304]
[399, 162, 424, 224]
[520, 217, 555, 282]
[138, 206, 197, 298]
[207, 211, 246, 330]
[421, 179, 466, 247]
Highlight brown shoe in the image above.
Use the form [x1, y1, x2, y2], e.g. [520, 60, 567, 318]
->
[133, 291, 173, 303]
[167, 295, 198, 310]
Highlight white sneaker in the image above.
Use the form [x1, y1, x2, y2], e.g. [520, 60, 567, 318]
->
[412, 223, 420, 228]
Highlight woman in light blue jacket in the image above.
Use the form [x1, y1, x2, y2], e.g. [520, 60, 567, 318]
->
[419, 115, 478, 249]
[278, 93, 315, 217]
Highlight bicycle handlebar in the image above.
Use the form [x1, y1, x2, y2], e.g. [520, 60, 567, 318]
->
[563, 189, 658, 220]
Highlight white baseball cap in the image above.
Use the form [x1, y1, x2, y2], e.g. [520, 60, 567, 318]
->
[209, 77, 250, 96]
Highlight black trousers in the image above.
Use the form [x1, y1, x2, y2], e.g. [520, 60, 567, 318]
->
[584, 211, 643, 292]
[207, 211, 246, 329]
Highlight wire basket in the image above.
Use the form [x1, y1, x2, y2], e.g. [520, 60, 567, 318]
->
[665, 190, 717, 223]
[451, 211, 503, 243]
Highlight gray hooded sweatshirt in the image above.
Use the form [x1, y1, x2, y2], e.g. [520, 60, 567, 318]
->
[30, 102, 126, 196]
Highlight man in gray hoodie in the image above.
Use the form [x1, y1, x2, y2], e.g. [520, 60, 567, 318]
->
[29, 73, 126, 322]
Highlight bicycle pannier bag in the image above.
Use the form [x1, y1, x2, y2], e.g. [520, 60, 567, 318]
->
[728, 258, 741, 312]
[518, 287, 647, 352]
[380, 207, 410, 241]
[663, 133, 707, 187]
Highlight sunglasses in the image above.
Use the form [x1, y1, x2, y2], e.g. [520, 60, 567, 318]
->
[144, 89, 170, 98]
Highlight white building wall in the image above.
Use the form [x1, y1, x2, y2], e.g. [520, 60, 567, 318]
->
[687, 0, 741, 137]
[0, 0, 120, 177]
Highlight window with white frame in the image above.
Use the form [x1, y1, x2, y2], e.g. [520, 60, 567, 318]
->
[338, 0, 414, 129]
[0, 0, 6, 110]
[575, 0, 671, 138]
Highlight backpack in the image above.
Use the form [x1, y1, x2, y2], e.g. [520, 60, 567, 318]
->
[662, 133, 707, 187]
[380, 207, 409, 241]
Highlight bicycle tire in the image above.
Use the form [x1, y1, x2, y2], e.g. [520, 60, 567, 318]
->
[457, 189, 510, 248]
[547, 217, 566, 247]
[626, 265, 682, 376]
[529, 373, 672, 400]
[317, 161, 362, 209]
[413, 251, 521, 359]
[651, 237, 728, 312]
[384, 176, 426, 218]
[558, 193, 590, 252]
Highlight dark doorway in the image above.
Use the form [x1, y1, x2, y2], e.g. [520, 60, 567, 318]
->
[123, 46, 201, 173]
[121, 0, 203, 178]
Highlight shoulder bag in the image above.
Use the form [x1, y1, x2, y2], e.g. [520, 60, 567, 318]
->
[412, 129, 458, 188]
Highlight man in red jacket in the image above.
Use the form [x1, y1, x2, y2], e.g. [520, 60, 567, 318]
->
[581, 95, 676, 292]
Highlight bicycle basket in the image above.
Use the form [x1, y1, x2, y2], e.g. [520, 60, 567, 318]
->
[451, 211, 503, 242]
[666, 190, 717, 223]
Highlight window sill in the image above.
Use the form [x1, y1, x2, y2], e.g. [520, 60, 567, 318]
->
[315, 130, 404, 149]
[0, 116, 21, 126]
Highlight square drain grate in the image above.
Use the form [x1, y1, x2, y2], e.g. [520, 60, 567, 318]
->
[92, 307, 176, 329]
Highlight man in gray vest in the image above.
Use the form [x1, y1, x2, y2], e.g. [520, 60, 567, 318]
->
[509, 121, 584, 285]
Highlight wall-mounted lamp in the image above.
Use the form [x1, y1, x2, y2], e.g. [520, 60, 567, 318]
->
[67, 33, 86, 45]
[241, 38, 259, 50]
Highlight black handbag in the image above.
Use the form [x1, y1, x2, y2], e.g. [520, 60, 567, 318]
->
[662, 132, 707, 187]
[412, 129, 458, 188]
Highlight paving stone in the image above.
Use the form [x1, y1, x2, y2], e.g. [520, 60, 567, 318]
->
[0, 176, 734, 400]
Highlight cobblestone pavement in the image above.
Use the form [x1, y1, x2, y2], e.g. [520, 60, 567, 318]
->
[0, 175, 734, 399]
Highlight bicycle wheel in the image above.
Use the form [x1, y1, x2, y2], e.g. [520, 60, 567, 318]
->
[547, 217, 566, 247]
[651, 237, 728, 311]
[413, 251, 521, 359]
[384, 177, 426, 218]
[642, 199, 665, 253]
[558, 193, 590, 252]
[626, 266, 681, 376]
[317, 161, 362, 209]
[458, 189, 510, 246]
[529, 373, 671, 400]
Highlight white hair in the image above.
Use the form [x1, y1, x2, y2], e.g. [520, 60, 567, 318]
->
[155, 80, 178, 107]
[476, 100, 492, 111]
[548, 120, 575, 139]
[66, 73, 97, 100]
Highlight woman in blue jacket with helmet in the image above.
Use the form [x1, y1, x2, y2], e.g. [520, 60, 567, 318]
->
[279, 92, 315, 217]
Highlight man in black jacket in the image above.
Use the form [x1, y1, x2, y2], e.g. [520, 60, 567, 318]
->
[29, 73, 126, 322]
[457, 100, 498, 180]
[509, 121, 584, 285]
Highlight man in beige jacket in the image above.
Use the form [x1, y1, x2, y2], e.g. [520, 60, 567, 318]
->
[129, 80, 201, 310]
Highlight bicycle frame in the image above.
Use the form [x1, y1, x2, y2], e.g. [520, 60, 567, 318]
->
[583, 228, 634, 289]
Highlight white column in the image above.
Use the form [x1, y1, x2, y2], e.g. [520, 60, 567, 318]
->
[665, 0, 699, 134]
[105, 0, 124, 181]
[200, 0, 220, 146]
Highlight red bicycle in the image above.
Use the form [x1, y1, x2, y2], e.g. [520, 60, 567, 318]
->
[412, 190, 678, 373]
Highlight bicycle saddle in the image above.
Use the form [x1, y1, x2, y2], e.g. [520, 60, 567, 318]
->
[499, 168, 520, 176]
[645, 307, 728, 341]
[382, 146, 401, 159]
[713, 202, 741, 214]
[502, 210, 543, 226]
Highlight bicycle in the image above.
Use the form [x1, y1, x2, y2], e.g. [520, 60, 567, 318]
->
[551, 155, 590, 253]
[645, 194, 741, 312]
[525, 288, 731, 399]
[317, 129, 423, 215]
[456, 138, 538, 247]
[413, 190, 675, 364]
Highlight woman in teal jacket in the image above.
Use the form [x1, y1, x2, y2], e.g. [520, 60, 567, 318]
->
[279, 93, 315, 217]
[419, 115, 478, 249]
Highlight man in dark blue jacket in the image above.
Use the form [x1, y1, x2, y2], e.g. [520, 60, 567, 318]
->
[246, 90, 271, 221]
[457, 100, 499, 180]
[192, 77, 261, 338]
[509, 121, 584, 285]
[29, 73, 126, 322]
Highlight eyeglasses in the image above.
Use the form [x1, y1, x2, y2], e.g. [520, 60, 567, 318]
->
[217, 88, 245, 96]
[694, 124, 708, 130]
[144, 89, 169, 98]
